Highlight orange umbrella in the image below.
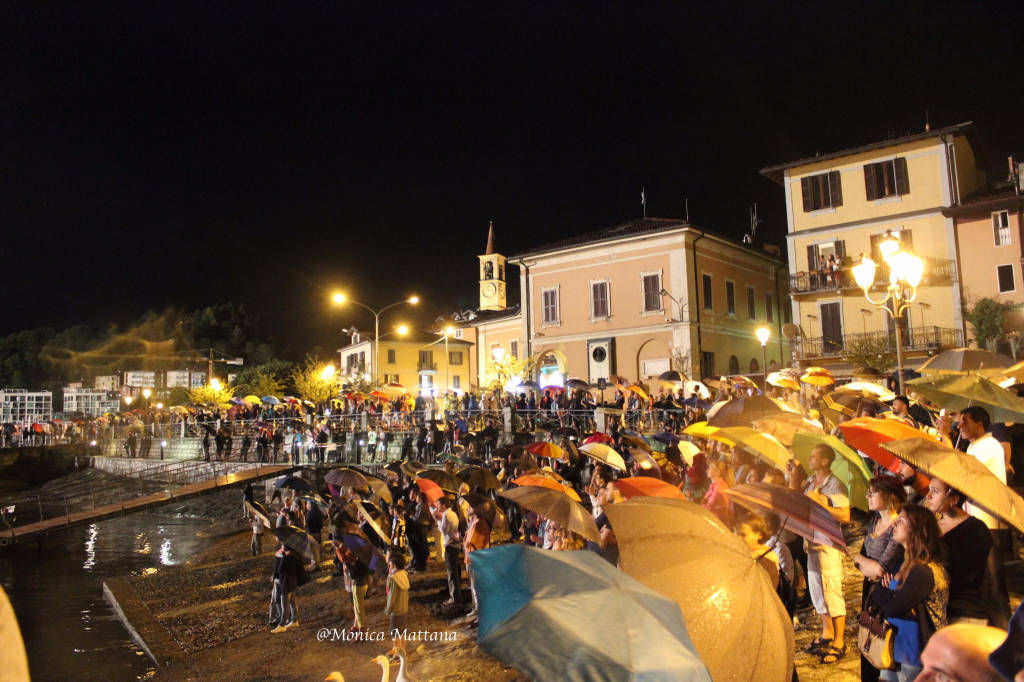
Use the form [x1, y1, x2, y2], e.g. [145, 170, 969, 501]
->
[730, 376, 758, 389]
[583, 433, 614, 446]
[629, 384, 651, 401]
[369, 390, 389, 400]
[415, 477, 446, 503]
[801, 367, 835, 386]
[512, 475, 582, 502]
[613, 477, 686, 500]
[526, 441, 566, 460]
[837, 417, 933, 494]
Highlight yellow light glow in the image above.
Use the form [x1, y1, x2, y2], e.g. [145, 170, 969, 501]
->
[408, 295, 420, 304]
[124, 396, 133, 406]
[879, 238, 900, 264]
[155, 402, 163, 409]
[142, 388, 151, 399]
[492, 347, 505, 361]
[321, 364, 336, 380]
[444, 326, 455, 336]
[396, 325, 409, 336]
[756, 327, 770, 345]
[891, 252, 924, 287]
[333, 292, 346, 304]
[210, 378, 222, 391]
[853, 257, 877, 290]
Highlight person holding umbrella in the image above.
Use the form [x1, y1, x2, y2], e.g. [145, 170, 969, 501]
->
[270, 542, 302, 632]
[790, 443, 850, 664]
[432, 497, 464, 607]
[464, 503, 491, 617]
[334, 540, 370, 632]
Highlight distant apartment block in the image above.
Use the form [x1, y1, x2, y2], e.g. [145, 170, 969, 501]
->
[94, 375, 120, 391]
[165, 370, 207, 389]
[62, 386, 120, 417]
[0, 389, 53, 425]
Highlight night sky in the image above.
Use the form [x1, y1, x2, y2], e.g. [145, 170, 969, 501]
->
[5, 2, 1024, 356]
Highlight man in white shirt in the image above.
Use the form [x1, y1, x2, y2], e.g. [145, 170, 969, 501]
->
[431, 497, 463, 607]
[946, 406, 1011, 628]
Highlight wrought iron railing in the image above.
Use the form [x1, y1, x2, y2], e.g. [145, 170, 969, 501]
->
[798, 326, 963, 358]
[789, 258, 956, 295]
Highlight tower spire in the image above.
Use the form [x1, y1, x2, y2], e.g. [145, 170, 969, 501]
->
[485, 219, 495, 255]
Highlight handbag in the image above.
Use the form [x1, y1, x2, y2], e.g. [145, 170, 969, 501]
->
[858, 593, 895, 670]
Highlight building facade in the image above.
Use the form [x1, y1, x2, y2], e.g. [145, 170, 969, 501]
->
[0, 389, 53, 424]
[62, 385, 121, 417]
[761, 122, 984, 375]
[336, 331, 474, 397]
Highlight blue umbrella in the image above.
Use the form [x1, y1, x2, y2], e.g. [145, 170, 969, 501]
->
[682, 397, 710, 409]
[229, 397, 246, 405]
[339, 533, 386, 575]
[651, 430, 680, 445]
[471, 544, 711, 682]
[262, 395, 281, 405]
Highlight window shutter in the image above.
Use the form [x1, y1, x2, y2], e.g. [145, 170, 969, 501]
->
[807, 245, 817, 271]
[835, 240, 846, 260]
[864, 164, 878, 201]
[828, 171, 843, 207]
[894, 157, 910, 195]
[801, 177, 813, 212]
[899, 229, 913, 250]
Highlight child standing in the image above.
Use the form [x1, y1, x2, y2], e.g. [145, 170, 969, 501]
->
[385, 550, 410, 658]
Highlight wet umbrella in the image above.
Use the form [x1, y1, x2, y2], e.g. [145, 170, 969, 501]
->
[750, 412, 824, 446]
[499, 485, 599, 542]
[262, 396, 281, 405]
[652, 430, 680, 445]
[0, 585, 31, 682]
[525, 441, 565, 460]
[520, 467, 565, 482]
[457, 465, 501, 491]
[460, 492, 497, 525]
[630, 449, 662, 477]
[838, 416, 937, 479]
[566, 378, 591, 390]
[296, 493, 330, 512]
[907, 374, 1024, 423]
[614, 476, 685, 500]
[840, 381, 896, 401]
[882, 436, 1024, 534]
[792, 433, 872, 512]
[324, 467, 369, 489]
[361, 476, 394, 505]
[512, 475, 583, 502]
[354, 500, 391, 544]
[578, 442, 628, 471]
[582, 432, 614, 446]
[620, 433, 651, 452]
[766, 372, 800, 391]
[724, 482, 847, 550]
[819, 389, 892, 427]
[338, 533, 387, 574]
[400, 459, 426, 478]
[682, 397, 711, 410]
[605, 498, 794, 682]
[273, 475, 314, 493]
[675, 441, 701, 466]
[705, 395, 795, 427]
[384, 460, 404, 476]
[414, 477, 446, 503]
[658, 369, 684, 383]
[472, 544, 712, 682]
[244, 499, 272, 529]
[918, 347, 1013, 375]
[417, 468, 463, 493]
[707, 427, 792, 471]
[800, 367, 835, 387]
[272, 525, 319, 559]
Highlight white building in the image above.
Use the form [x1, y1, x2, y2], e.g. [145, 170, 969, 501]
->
[95, 375, 120, 391]
[62, 386, 120, 417]
[0, 390, 53, 425]
[165, 370, 207, 389]
[123, 371, 158, 388]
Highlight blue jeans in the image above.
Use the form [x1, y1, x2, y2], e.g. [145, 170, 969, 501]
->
[275, 579, 297, 624]
[880, 663, 921, 682]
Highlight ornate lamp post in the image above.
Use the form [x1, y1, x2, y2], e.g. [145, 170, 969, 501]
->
[851, 237, 924, 394]
[756, 326, 770, 390]
[333, 293, 419, 388]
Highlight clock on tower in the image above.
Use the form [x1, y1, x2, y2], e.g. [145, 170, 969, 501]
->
[478, 220, 507, 311]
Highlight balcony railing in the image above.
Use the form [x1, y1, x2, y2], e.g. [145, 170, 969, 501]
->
[799, 326, 963, 358]
[790, 258, 956, 295]
[417, 362, 438, 373]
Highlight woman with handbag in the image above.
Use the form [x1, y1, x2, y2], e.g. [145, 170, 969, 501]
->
[853, 477, 906, 682]
[868, 505, 950, 682]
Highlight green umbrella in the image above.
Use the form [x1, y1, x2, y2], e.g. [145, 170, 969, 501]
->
[907, 374, 1024, 423]
[792, 432, 873, 512]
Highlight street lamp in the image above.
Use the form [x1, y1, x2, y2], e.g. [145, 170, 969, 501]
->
[756, 326, 770, 390]
[210, 377, 222, 391]
[852, 237, 924, 394]
[332, 293, 420, 388]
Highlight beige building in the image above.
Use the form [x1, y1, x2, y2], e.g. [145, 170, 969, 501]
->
[760, 122, 985, 375]
[453, 219, 788, 388]
[336, 330, 473, 396]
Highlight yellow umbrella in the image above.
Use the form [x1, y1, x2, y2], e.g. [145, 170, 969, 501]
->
[766, 372, 800, 392]
[578, 442, 628, 471]
[677, 441, 701, 466]
[840, 381, 895, 401]
[628, 384, 651, 401]
[707, 426, 792, 470]
[682, 421, 720, 440]
[801, 367, 835, 386]
[169, 405, 189, 415]
[606, 498, 794, 681]
[751, 412, 824, 446]
[243, 395, 262, 405]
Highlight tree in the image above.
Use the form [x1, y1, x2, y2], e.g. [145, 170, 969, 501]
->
[290, 355, 337, 404]
[841, 336, 896, 376]
[964, 297, 1012, 350]
[231, 359, 292, 397]
[187, 382, 236, 406]
[487, 354, 537, 389]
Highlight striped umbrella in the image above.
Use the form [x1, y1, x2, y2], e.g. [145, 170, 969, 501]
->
[724, 482, 847, 551]
[525, 441, 566, 460]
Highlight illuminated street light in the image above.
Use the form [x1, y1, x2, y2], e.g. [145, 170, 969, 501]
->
[852, 239, 924, 394]
[321, 364, 336, 381]
[333, 293, 420, 388]
[124, 395, 133, 407]
[210, 377, 222, 391]
[492, 346, 505, 361]
[142, 388, 152, 399]
[756, 327, 770, 390]
[397, 325, 409, 336]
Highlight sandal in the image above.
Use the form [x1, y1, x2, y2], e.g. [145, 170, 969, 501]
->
[820, 644, 847, 664]
[801, 637, 831, 654]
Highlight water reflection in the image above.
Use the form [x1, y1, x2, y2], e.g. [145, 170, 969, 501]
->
[83, 523, 98, 570]
[159, 537, 172, 565]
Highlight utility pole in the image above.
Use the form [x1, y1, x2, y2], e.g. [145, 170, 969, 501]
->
[208, 349, 214, 385]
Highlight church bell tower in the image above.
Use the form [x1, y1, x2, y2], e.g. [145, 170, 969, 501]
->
[478, 220, 507, 311]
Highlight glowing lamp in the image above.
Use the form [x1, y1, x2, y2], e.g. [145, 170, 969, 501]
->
[852, 257, 877, 290]
[142, 388, 151, 399]
[333, 293, 346, 304]
[755, 327, 771, 346]
[397, 325, 409, 336]
[890, 252, 924, 288]
[492, 347, 505, 361]
[210, 378, 222, 391]
[408, 296, 420, 304]
[321, 364, 336, 380]
[878, 238, 900, 264]
[444, 326, 455, 336]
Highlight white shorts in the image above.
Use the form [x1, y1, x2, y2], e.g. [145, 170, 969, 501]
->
[807, 546, 845, 617]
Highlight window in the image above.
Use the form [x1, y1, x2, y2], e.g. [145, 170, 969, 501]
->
[746, 286, 756, 320]
[452, 376, 461, 389]
[750, 358, 760, 373]
[642, 273, 662, 312]
[994, 211, 1011, 246]
[765, 293, 774, 322]
[700, 352, 715, 378]
[783, 304, 791, 324]
[448, 351, 463, 365]
[702, 274, 713, 311]
[591, 280, 610, 319]
[510, 340, 519, 358]
[864, 158, 909, 200]
[454, 328, 463, 339]
[728, 355, 740, 374]
[542, 288, 560, 325]
[387, 349, 396, 364]
[998, 264, 1015, 293]
[726, 281, 736, 316]
[800, 171, 843, 212]
[418, 350, 434, 369]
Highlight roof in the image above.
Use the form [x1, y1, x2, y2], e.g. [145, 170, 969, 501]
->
[942, 189, 1024, 217]
[336, 334, 473, 351]
[508, 217, 783, 264]
[453, 305, 522, 326]
[760, 122, 979, 185]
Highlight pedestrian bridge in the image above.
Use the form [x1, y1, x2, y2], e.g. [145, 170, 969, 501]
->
[0, 459, 295, 548]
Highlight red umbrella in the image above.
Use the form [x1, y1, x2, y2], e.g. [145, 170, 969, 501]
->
[544, 386, 566, 393]
[837, 417, 934, 494]
[526, 441, 566, 460]
[613, 477, 685, 500]
[583, 433, 614, 446]
[31, 423, 44, 433]
[415, 477, 445, 503]
[724, 482, 847, 551]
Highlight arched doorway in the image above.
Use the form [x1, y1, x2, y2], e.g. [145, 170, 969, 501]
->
[533, 348, 569, 388]
[728, 355, 740, 374]
[750, 358, 760, 373]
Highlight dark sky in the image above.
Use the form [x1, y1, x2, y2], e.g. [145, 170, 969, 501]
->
[4, 1, 1024, 357]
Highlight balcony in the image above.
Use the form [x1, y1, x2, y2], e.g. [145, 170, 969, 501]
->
[789, 258, 956, 295]
[798, 326, 963, 358]
[417, 362, 437, 374]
